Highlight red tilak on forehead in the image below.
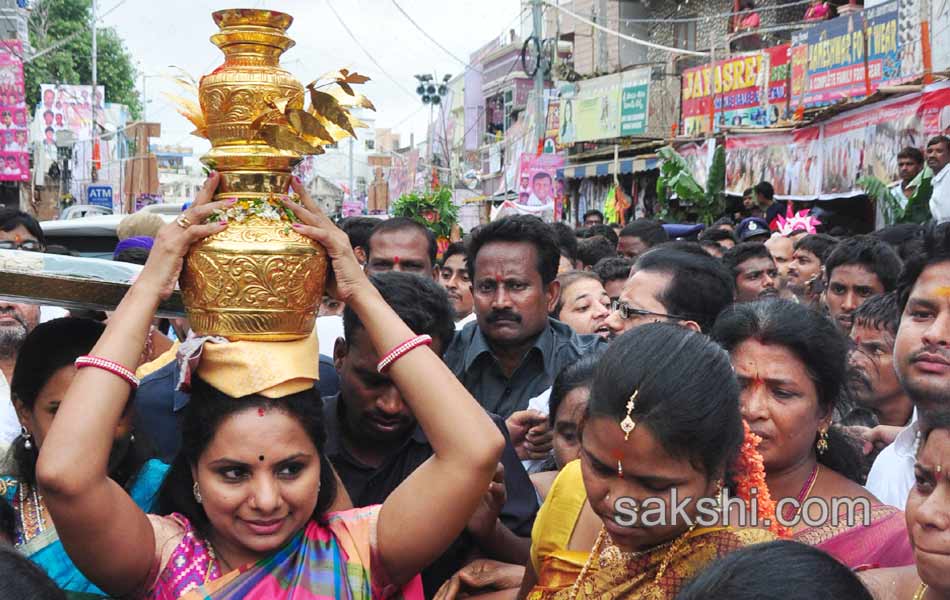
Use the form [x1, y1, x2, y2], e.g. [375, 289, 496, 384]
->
[258, 407, 266, 417]
[751, 375, 765, 389]
[393, 256, 400, 264]
[495, 274, 504, 283]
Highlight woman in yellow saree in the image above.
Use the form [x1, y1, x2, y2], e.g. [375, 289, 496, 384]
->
[520, 323, 778, 600]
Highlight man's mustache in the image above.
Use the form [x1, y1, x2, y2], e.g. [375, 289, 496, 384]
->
[487, 310, 522, 324]
[0, 309, 27, 329]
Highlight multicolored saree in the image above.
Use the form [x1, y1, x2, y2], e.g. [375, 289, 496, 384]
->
[0, 458, 169, 598]
[151, 506, 423, 600]
[528, 461, 775, 599]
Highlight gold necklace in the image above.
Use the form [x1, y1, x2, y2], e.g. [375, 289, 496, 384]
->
[567, 523, 698, 600]
[913, 582, 928, 600]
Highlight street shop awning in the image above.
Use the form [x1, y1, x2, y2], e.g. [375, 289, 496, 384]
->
[558, 156, 658, 179]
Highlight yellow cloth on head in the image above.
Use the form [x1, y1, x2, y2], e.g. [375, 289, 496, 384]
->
[196, 332, 319, 398]
[136, 341, 181, 379]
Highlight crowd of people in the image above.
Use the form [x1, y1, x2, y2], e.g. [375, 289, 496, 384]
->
[0, 159, 950, 599]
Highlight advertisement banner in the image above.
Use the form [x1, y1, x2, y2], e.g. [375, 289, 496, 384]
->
[721, 81, 950, 199]
[790, 1, 919, 108]
[559, 69, 653, 143]
[37, 84, 105, 140]
[682, 45, 790, 136]
[517, 153, 564, 207]
[676, 139, 716, 191]
[572, 73, 622, 143]
[0, 41, 28, 183]
[935, 0, 950, 72]
[387, 149, 419, 205]
[822, 85, 950, 193]
[726, 127, 822, 199]
[620, 67, 651, 136]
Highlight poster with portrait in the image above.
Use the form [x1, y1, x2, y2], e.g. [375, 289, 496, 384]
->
[37, 83, 105, 142]
[495, 153, 565, 222]
[0, 41, 28, 182]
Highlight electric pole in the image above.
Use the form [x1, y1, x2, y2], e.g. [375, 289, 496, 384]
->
[532, 0, 545, 143]
[90, 0, 97, 182]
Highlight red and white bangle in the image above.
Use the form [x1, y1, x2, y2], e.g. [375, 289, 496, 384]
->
[74, 356, 140, 389]
[377, 335, 433, 373]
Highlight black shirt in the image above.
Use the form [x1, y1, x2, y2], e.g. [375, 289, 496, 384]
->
[322, 393, 539, 597]
[443, 317, 606, 418]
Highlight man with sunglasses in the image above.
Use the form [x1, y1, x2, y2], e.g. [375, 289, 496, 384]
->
[604, 246, 736, 337]
[0, 209, 46, 446]
[0, 208, 46, 252]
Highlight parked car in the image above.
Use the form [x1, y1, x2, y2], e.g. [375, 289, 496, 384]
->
[41, 213, 175, 259]
[59, 204, 113, 219]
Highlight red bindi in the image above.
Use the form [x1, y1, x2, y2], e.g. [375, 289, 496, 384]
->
[258, 407, 266, 417]
[393, 256, 400, 264]
[495, 274, 504, 283]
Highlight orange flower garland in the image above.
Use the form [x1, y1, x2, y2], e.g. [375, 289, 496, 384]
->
[733, 420, 790, 538]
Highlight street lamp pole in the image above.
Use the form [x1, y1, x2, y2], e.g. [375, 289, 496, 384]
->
[414, 73, 451, 190]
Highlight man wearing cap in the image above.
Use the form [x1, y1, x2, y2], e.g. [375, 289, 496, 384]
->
[736, 217, 770, 243]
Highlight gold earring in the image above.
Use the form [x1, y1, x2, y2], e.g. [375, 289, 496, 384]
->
[617, 459, 623, 478]
[620, 390, 638, 440]
[816, 428, 829, 455]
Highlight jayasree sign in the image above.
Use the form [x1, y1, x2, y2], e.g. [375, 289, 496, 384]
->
[681, 45, 790, 136]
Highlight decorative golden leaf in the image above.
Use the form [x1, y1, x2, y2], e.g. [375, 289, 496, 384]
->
[309, 113, 355, 142]
[269, 97, 291, 114]
[339, 69, 371, 84]
[258, 124, 321, 154]
[167, 66, 199, 95]
[307, 87, 356, 137]
[163, 91, 206, 130]
[285, 109, 334, 144]
[337, 81, 355, 96]
[325, 86, 376, 111]
[191, 127, 208, 139]
[248, 110, 289, 138]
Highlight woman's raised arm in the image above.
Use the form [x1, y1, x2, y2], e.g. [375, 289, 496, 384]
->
[285, 181, 505, 585]
[36, 173, 231, 596]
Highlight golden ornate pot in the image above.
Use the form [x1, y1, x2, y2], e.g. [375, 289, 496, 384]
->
[180, 9, 327, 341]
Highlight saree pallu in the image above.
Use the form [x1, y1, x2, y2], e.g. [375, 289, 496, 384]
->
[0, 458, 169, 597]
[794, 503, 914, 569]
[160, 506, 423, 600]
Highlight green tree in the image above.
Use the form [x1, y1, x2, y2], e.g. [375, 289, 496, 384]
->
[24, 0, 141, 118]
[655, 145, 726, 225]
